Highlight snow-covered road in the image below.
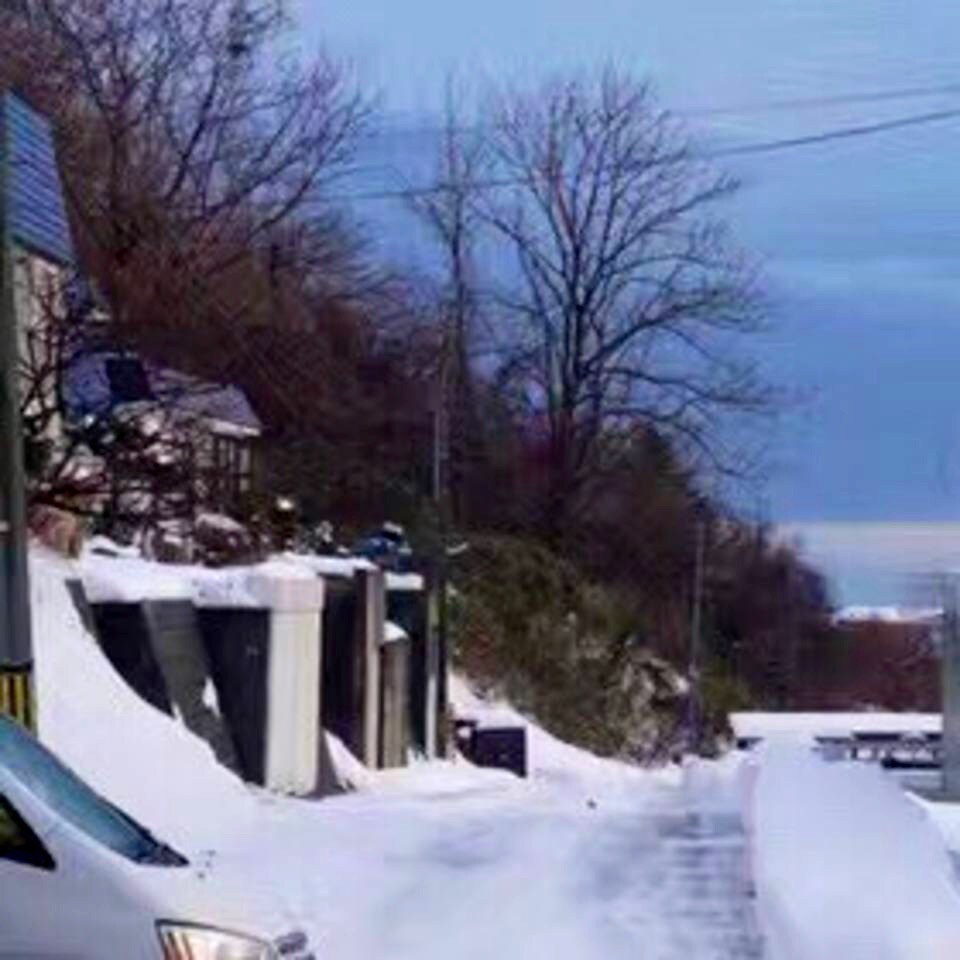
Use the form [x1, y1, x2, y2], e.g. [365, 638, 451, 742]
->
[215, 772, 763, 960]
[31, 553, 763, 959]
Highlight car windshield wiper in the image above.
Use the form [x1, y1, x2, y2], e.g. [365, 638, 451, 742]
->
[135, 841, 189, 866]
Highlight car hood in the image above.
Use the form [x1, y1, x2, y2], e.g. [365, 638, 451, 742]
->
[123, 848, 300, 946]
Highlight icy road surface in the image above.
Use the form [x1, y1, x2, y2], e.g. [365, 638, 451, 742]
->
[215, 772, 764, 960]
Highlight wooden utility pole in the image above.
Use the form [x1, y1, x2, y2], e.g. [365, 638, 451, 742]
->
[427, 329, 451, 759]
[687, 518, 706, 755]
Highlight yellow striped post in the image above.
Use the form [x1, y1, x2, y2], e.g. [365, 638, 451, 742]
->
[0, 667, 34, 731]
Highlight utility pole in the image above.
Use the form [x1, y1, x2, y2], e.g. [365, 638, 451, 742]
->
[942, 575, 960, 800]
[426, 330, 451, 759]
[0, 101, 34, 729]
[687, 517, 706, 756]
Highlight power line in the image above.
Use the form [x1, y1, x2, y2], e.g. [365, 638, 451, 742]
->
[709, 106, 960, 157]
[686, 81, 960, 117]
[333, 104, 960, 203]
[362, 80, 960, 142]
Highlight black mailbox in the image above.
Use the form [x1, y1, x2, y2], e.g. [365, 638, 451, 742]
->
[471, 726, 528, 778]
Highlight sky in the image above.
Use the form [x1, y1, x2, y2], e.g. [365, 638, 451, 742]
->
[295, 1, 960, 604]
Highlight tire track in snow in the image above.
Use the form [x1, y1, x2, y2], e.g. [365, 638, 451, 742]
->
[577, 800, 764, 958]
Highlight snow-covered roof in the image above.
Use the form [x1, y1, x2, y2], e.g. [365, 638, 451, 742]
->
[65, 352, 261, 434]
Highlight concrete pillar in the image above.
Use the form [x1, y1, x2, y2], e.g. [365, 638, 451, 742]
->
[943, 578, 960, 799]
[248, 570, 325, 795]
[353, 568, 385, 768]
[379, 629, 410, 769]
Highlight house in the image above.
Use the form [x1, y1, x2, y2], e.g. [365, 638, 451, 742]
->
[64, 351, 262, 520]
[4, 92, 75, 445]
[4, 91, 262, 541]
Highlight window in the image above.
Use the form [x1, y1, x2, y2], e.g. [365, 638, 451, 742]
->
[0, 795, 54, 871]
[211, 434, 254, 507]
[105, 357, 154, 405]
[0, 718, 185, 867]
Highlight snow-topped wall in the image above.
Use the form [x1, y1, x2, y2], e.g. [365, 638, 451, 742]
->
[31, 550, 260, 850]
[744, 741, 960, 960]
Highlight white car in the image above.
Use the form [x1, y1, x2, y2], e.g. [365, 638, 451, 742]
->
[0, 715, 314, 959]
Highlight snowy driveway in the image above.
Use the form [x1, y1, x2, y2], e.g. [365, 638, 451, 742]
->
[214, 771, 763, 960]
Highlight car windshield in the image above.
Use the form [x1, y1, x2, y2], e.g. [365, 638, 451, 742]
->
[0, 718, 186, 867]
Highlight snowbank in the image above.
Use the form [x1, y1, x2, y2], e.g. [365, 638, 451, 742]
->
[746, 739, 960, 960]
[31, 550, 258, 850]
[449, 675, 678, 803]
[731, 710, 940, 743]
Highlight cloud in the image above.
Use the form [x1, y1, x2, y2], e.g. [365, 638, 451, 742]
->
[777, 521, 960, 604]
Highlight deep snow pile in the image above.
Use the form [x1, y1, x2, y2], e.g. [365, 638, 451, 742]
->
[34, 545, 960, 959]
[448, 674, 680, 802]
[32, 547, 736, 958]
[31, 550, 259, 849]
[745, 740, 960, 960]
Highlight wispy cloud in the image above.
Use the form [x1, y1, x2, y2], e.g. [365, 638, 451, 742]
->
[777, 521, 960, 605]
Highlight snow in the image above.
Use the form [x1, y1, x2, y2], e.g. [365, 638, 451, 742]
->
[274, 553, 425, 591]
[53, 544, 960, 959]
[448, 675, 680, 802]
[196, 511, 248, 533]
[78, 551, 318, 608]
[385, 572, 425, 592]
[275, 552, 376, 579]
[745, 739, 960, 960]
[85, 535, 141, 558]
[31, 550, 259, 851]
[731, 710, 941, 742]
[33, 547, 767, 958]
[834, 605, 942, 624]
[80, 551, 194, 603]
[383, 621, 408, 644]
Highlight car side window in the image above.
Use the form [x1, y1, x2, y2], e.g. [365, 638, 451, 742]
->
[0, 796, 55, 871]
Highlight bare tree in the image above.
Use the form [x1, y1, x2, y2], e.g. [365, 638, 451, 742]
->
[406, 85, 489, 526]
[475, 69, 767, 535]
[0, 0, 368, 331]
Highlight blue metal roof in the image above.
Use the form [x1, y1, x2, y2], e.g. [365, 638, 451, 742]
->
[1, 92, 74, 265]
[65, 351, 262, 433]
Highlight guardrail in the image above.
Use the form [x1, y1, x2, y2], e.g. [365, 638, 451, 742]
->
[738, 732, 943, 769]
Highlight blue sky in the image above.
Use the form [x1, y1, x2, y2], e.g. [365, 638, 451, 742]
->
[296, 1, 960, 604]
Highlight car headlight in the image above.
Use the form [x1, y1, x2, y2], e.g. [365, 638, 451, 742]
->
[157, 923, 279, 960]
